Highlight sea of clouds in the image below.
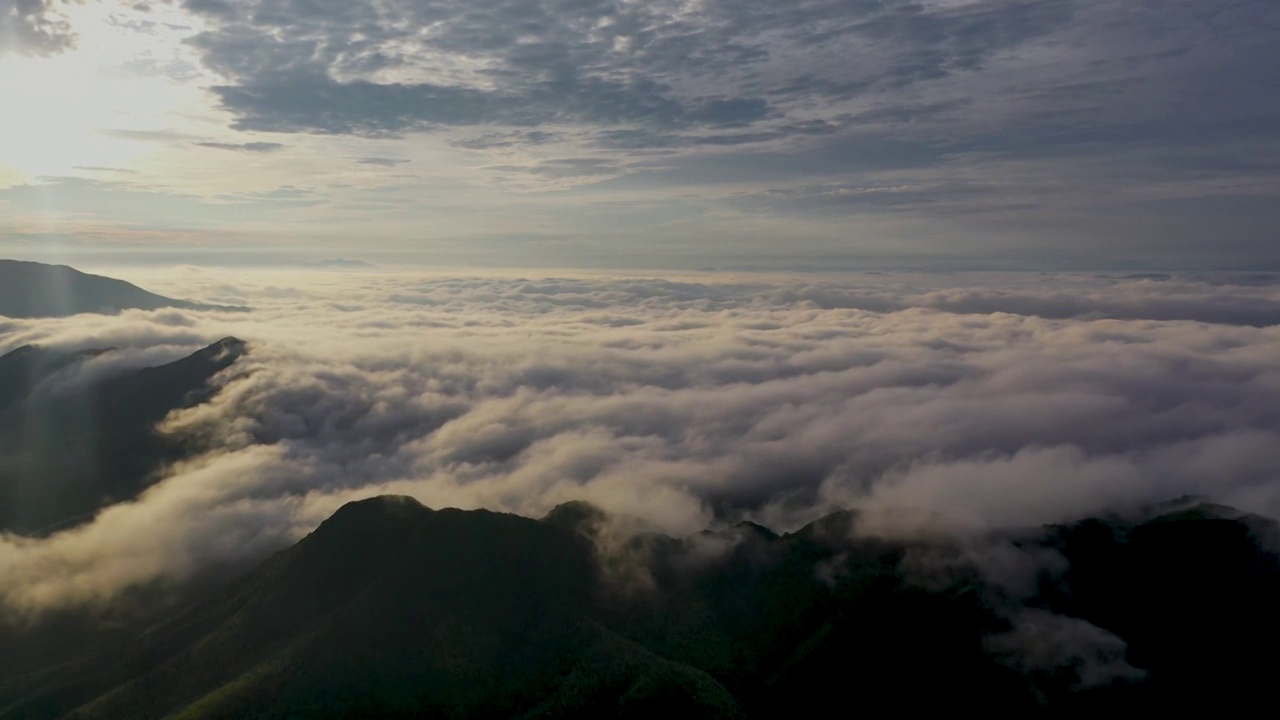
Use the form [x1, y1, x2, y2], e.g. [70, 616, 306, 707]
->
[1, 267, 1279, 612]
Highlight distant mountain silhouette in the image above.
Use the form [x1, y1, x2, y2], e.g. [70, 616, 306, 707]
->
[0, 260, 246, 318]
[305, 258, 377, 269]
[0, 337, 248, 535]
[2, 496, 1277, 717]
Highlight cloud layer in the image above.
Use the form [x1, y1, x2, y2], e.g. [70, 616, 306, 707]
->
[2, 268, 1279, 611]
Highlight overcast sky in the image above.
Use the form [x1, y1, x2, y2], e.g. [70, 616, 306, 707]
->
[1, 0, 1277, 270]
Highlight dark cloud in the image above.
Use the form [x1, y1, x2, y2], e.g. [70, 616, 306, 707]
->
[3, 269, 1280, 611]
[72, 166, 139, 174]
[450, 130, 563, 150]
[731, 180, 994, 216]
[355, 157, 409, 167]
[105, 7, 159, 33]
[193, 141, 286, 153]
[584, 119, 839, 151]
[176, 0, 1076, 138]
[0, 0, 78, 56]
[98, 128, 198, 143]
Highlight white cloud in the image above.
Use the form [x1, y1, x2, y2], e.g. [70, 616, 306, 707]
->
[2, 268, 1279, 612]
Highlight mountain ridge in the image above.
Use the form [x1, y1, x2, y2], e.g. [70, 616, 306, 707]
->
[0, 260, 247, 318]
[0, 337, 249, 535]
[3, 495, 1277, 717]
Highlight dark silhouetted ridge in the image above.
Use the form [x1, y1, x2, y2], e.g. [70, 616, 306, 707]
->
[0, 338, 250, 535]
[733, 520, 778, 541]
[3, 499, 744, 719]
[789, 508, 859, 544]
[318, 494, 430, 529]
[2, 500, 1279, 718]
[0, 259, 247, 318]
[543, 499, 609, 534]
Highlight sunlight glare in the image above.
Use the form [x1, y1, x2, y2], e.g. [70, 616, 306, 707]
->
[0, 4, 206, 181]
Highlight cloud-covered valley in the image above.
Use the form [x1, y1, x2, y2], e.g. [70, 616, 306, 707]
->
[2, 268, 1279, 612]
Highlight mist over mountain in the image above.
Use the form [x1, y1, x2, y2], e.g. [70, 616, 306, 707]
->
[0, 337, 248, 535]
[0, 260, 246, 318]
[2, 496, 1276, 717]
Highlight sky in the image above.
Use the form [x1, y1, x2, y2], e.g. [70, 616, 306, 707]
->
[1, 0, 1278, 269]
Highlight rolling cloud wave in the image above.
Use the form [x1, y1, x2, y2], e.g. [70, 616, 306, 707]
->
[2, 268, 1279, 612]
